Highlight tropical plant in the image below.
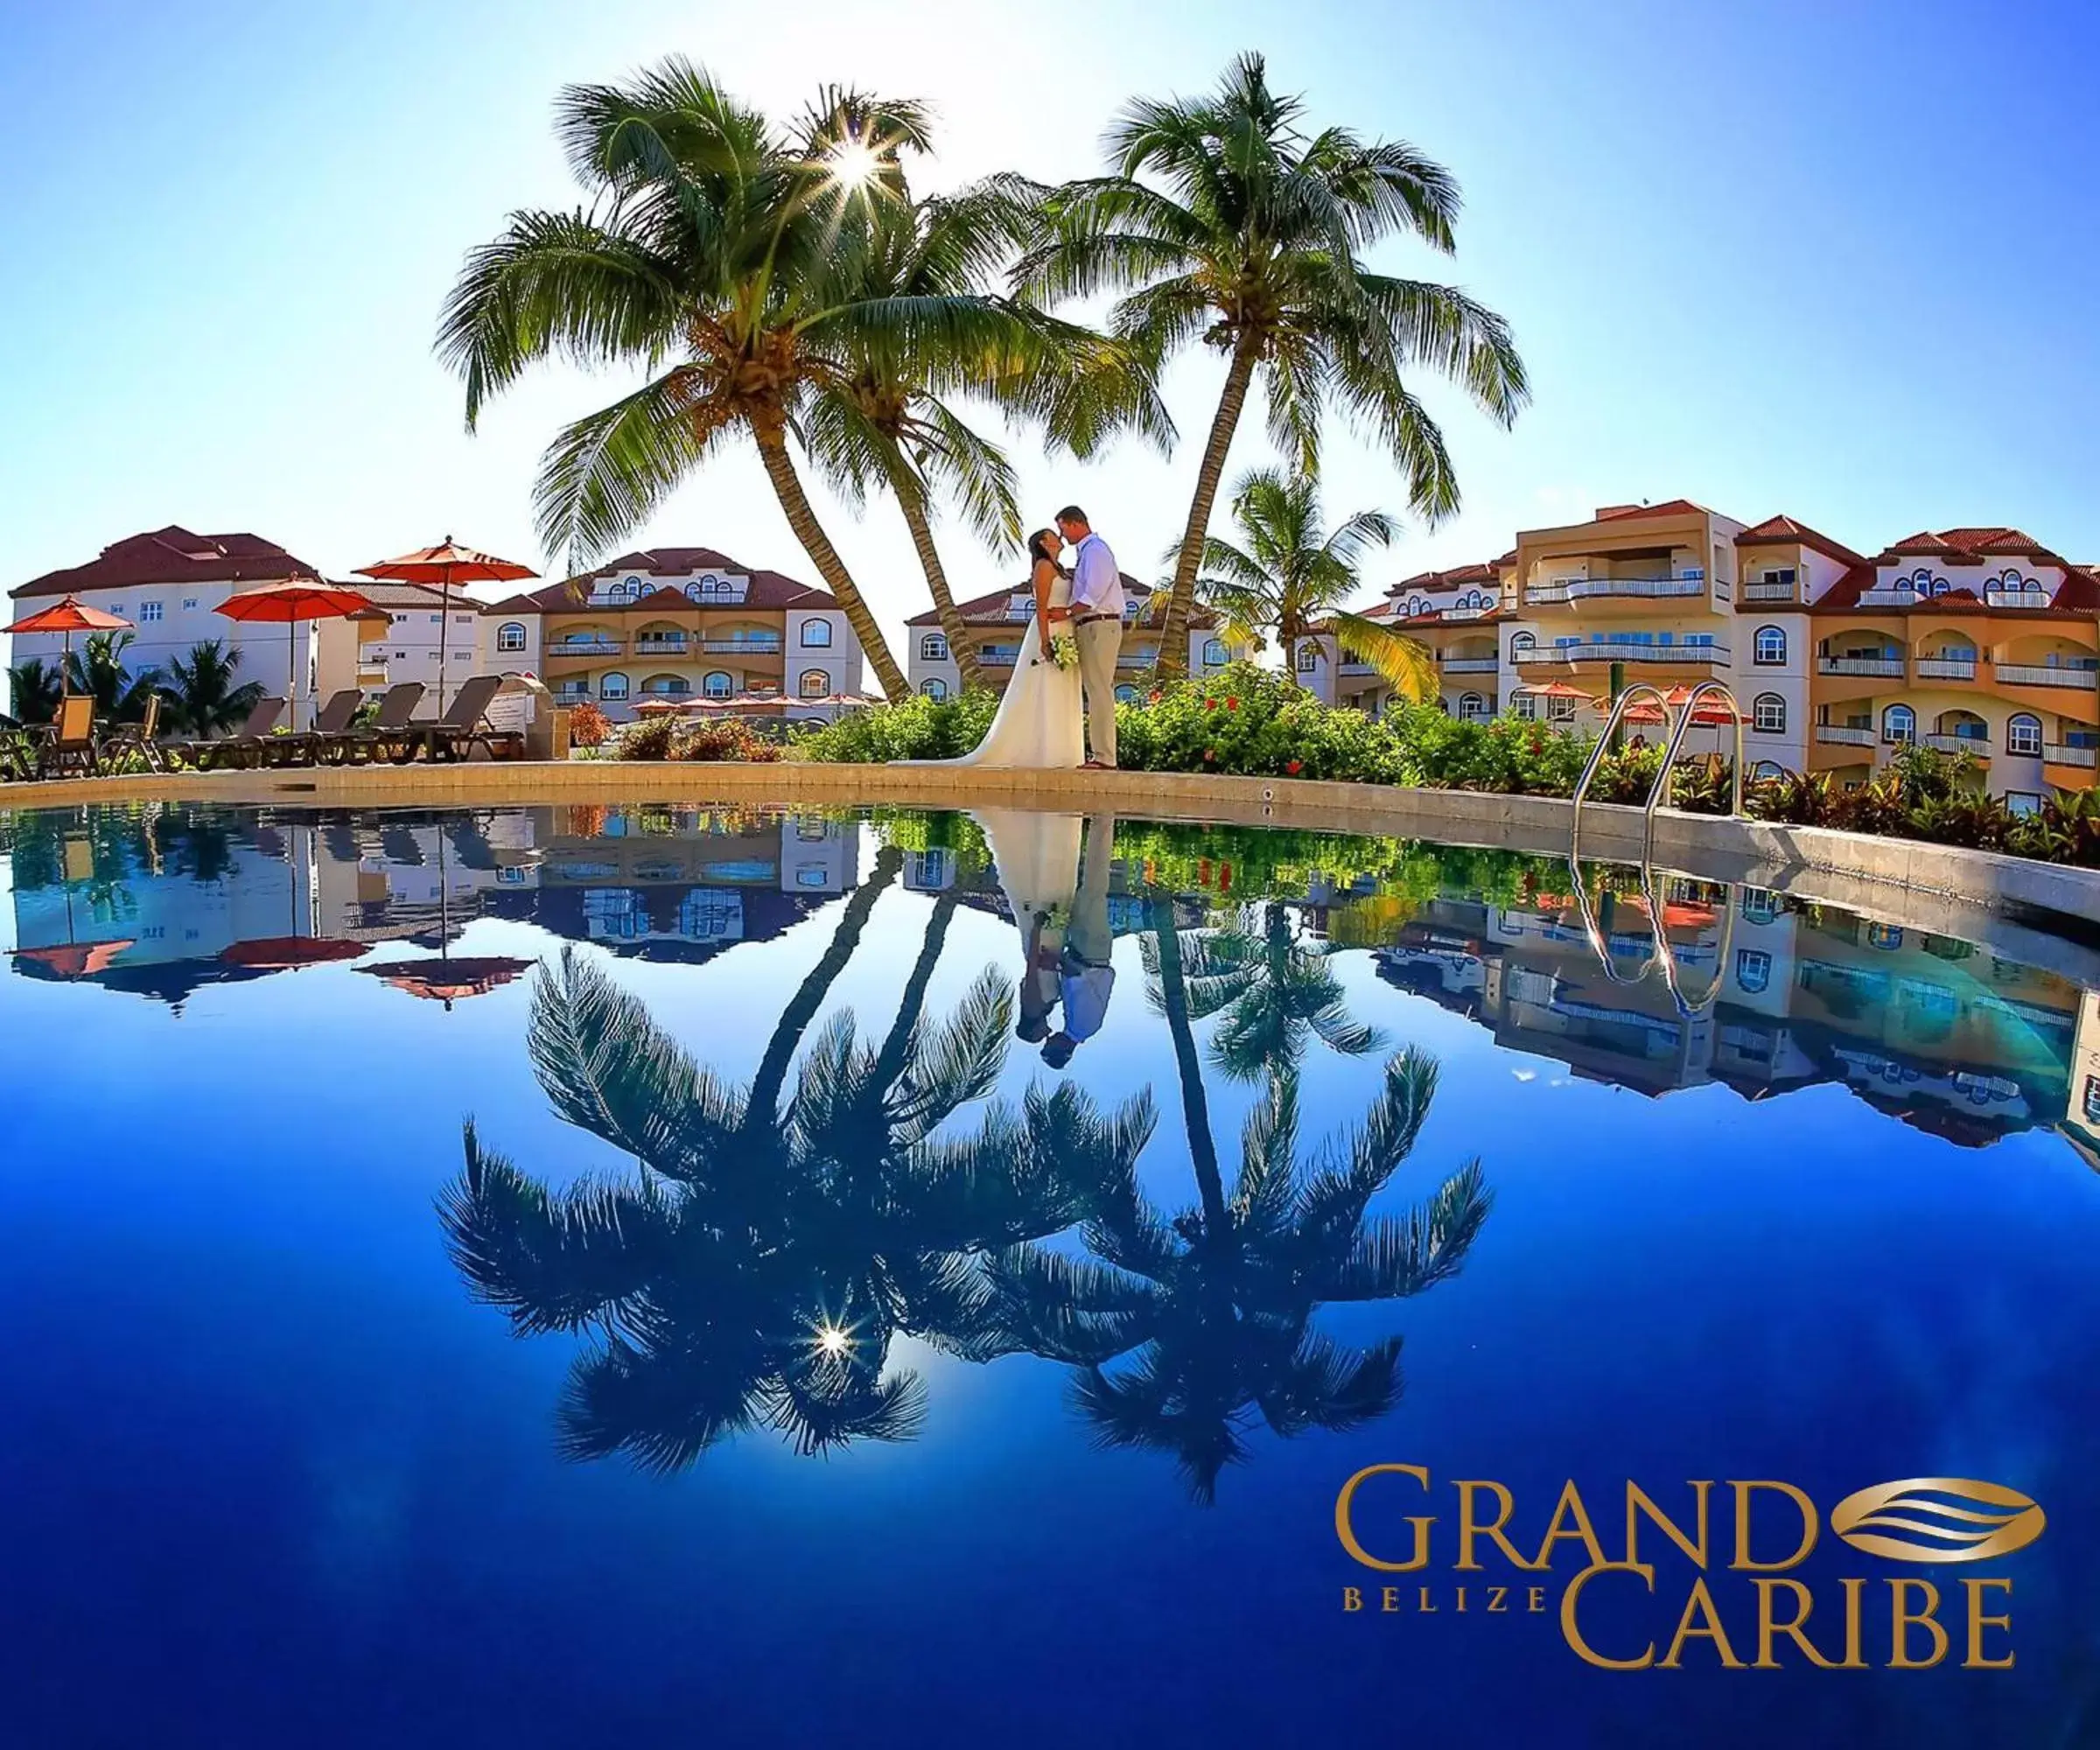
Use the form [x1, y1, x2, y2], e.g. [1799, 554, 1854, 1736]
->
[439, 876, 1152, 1471]
[986, 899, 1490, 1502]
[65, 632, 161, 723]
[440, 60, 1085, 700]
[1156, 897, 1386, 1083]
[1186, 466, 1432, 699]
[792, 685, 1002, 763]
[158, 640, 264, 736]
[6, 658, 62, 725]
[802, 184, 1169, 695]
[1018, 52, 1528, 676]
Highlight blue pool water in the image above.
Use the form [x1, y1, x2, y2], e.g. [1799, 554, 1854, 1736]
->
[2, 801, 2096, 1747]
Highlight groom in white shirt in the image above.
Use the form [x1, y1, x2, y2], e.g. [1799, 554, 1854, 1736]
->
[1055, 505, 1122, 769]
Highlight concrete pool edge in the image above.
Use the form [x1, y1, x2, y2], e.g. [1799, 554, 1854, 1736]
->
[6, 760, 2096, 938]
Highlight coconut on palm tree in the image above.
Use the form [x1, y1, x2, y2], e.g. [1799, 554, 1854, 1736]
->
[1018, 52, 1528, 678]
[1184, 465, 1434, 702]
[802, 183, 1172, 696]
[440, 61, 1088, 700]
[158, 640, 265, 737]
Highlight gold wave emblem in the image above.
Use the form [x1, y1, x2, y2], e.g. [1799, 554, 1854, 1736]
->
[1830, 1479, 2046, 1563]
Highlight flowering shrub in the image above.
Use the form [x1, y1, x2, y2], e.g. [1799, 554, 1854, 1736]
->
[566, 700, 612, 748]
[790, 688, 1000, 763]
[609, 714, 782, 762]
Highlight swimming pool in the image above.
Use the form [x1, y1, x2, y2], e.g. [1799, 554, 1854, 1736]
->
[3, 800, 2095, 1746]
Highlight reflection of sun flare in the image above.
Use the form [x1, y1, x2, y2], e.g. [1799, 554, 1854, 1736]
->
[828, 137, 881, 191]
[815, 1321, 853, 1357]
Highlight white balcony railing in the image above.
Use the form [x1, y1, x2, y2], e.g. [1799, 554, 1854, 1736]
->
[1526, 575, 1706, 606]
[2044, 744, 2099, 767]
[1914, 657, 1978, 680]
[1741, 580, 1801, 602]
[1858, 587, 1922, 607]
[1440, 655, 1500, 673]
[1815, 725, 1877, 746]
[1515, 643, 1726, 666]
[1443, 605, 1497, 621]
[1818, 656, 1905, 676]
[1986, 590, 2054, 609]
[1924, 733, 1990, 755]
[550, 637, 623, 656]
[1996, 662, 2099, 690]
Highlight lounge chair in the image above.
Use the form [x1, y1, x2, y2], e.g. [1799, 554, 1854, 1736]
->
[167, 696, 284, 771]
[332, 682, 426, 765]
[29, 696, 101, 779]
[280, 689, 365, 766]
[410, 676, 523, 763]
[97, 692, 168, 774]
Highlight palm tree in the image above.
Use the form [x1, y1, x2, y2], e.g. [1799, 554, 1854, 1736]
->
[65, 631, 161, 723]
[1018, 52, 1528, 677]
[1186, 466, 1436, 702]
[6, 658, 61, 725]
[440, 892, 1152, 1471]
[986, 899, 1489, 1502]
[1152, 894, 1385, 1084]
[440, 62, 1072, 701]
[802, 185, 1172, 696]
[159, 640, 265, 737]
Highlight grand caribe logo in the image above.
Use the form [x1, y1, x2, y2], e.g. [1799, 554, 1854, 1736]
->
[1334, 1466, 2046, 1670]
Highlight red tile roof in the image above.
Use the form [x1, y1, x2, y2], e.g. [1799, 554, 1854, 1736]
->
[1810, 558, 2100, 618]
[1873, 527, 2067, 564]
[1383, 561, 1502, 593]
[1734, 515, 1868, 569]
[906, 574, 1214, 628]
[1592, 499, 1706, 522]
[12, 526, 321, 599]
[502, 569, 837, 614]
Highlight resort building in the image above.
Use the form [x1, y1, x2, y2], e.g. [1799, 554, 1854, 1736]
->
[10, 526, 323, 680]
[905, 578, 1228, 700]
[311, 580, 479, 705]
[1299, 560, 1511, 718]
[485, 548, 866, 724]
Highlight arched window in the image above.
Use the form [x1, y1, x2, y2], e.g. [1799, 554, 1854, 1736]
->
[622, 576, 645, 598]
[1115, 684, 1138, 704]
[920, 633, 949, 661]
[1296, 642, 1320, 673]
[1882, 704, 1915, 745]
[799, 668, 830, 698]
[495, 621, 527, 654]
[2007, 712, 2042, 756]
[598, 672, 629, 702]
[920, 676, 948, 701]
[1509, 630, 1536, 662]
[801, 620, 832, 647]
[1740, 887, 1782, 924]
[1459, 691, 1488, 720]
[1752, 693, 1786, 734]
[704, 671, 734, 699]
[1202, 639, 1228, 667]
[1754, 625, 1786, 666]
[640, 675, 689, 696]
[1735, 949, 1772, 995]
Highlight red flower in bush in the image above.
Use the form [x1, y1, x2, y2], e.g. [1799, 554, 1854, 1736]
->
[1146, 690, 1162, 704]
[1226, 696, 1239, 710]
[1204, 698, 1218, 711]
[1203, 748, 1217, 762]
[1285, 759, 1302, 775]
[1529, 733, 1544, 754]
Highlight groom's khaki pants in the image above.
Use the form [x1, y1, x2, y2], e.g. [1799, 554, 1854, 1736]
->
[1075, 618, 1121, 766]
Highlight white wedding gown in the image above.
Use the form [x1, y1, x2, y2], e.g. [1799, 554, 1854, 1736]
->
[975, 808, 1082, 1024]
[914, 570, 1085, 768]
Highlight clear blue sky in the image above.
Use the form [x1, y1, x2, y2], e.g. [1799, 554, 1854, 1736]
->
[4, 0, 2096, 659]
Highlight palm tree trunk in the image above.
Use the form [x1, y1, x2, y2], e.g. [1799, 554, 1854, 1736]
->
[896, 494, 985, 693]
[750, 424, 910, 701]
[872, 890, 960, 1087]
[1151, 898, 1229, 1233]
[748, 844, 903, 1121]
[1157, 340, 1260, 682]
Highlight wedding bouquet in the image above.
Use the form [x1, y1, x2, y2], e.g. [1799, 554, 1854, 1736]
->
[1042, 902, 1072, 929]
[1049, 630, 1079, 671]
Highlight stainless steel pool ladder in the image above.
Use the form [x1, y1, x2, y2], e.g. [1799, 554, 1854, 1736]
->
[1564, 853, 1738, 1018]
[1569, 680, 1746, 865]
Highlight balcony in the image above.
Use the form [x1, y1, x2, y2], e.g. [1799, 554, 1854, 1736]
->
[1740, 579, 1800, 603]
[1996, 662, 2098, 690]
[1913, 657, 1978, 681]
[1339, 659, 1375, 676]
[1442, 605, 1497, 621]
[1817, 655, 1904, 677]
[1858, 587, 1922, 608]
[1440, 655, 1500, 673]
[1815, 724, 1877, 747]
[1924, 733, 1990, 756]
[979, 647, 1019, 668]
[2044, 744, 2098, 768]
[1986, 589, 2054, 609]
[634, 636, 690, 655]
[1525, 574, 1705, 606]
[1515, 642, 1726, 666]
[548, 637, 623, 657]
[701, 634, 781, 654]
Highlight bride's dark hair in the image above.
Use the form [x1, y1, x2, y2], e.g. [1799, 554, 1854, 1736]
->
[1026, 528, 1060, 570]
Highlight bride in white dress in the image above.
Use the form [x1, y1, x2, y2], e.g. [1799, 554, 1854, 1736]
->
[913, 529, 1084, 768]
[971, 808, 1082, 1044]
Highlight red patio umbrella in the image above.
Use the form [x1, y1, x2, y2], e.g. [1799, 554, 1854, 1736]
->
[355, 538, 538, 717]
[10, 940, 136, 979]
[216, 582, 375, 731]
[356, 954, 535, 1012]
[4, 595, 133, 695]
[221, 935, 369, 971]
[1620, 685, 1745, 727]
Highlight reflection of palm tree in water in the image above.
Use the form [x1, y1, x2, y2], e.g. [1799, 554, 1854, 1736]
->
[988, 897, 1490, 1503]
[440, 847, 1153, 1471]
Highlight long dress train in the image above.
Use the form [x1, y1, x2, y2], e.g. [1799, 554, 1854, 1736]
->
[906, 570, 1084, 768]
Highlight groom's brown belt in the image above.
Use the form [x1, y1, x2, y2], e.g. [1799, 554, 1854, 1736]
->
[1072, 612, 1120, 626]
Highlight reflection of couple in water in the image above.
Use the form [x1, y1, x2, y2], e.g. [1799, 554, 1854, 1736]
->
[976, 810, 1116, 1070]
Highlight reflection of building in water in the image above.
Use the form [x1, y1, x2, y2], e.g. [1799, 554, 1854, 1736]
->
[2057, 991, 2100, 1167]
[1372, 879, 2082, 1144]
